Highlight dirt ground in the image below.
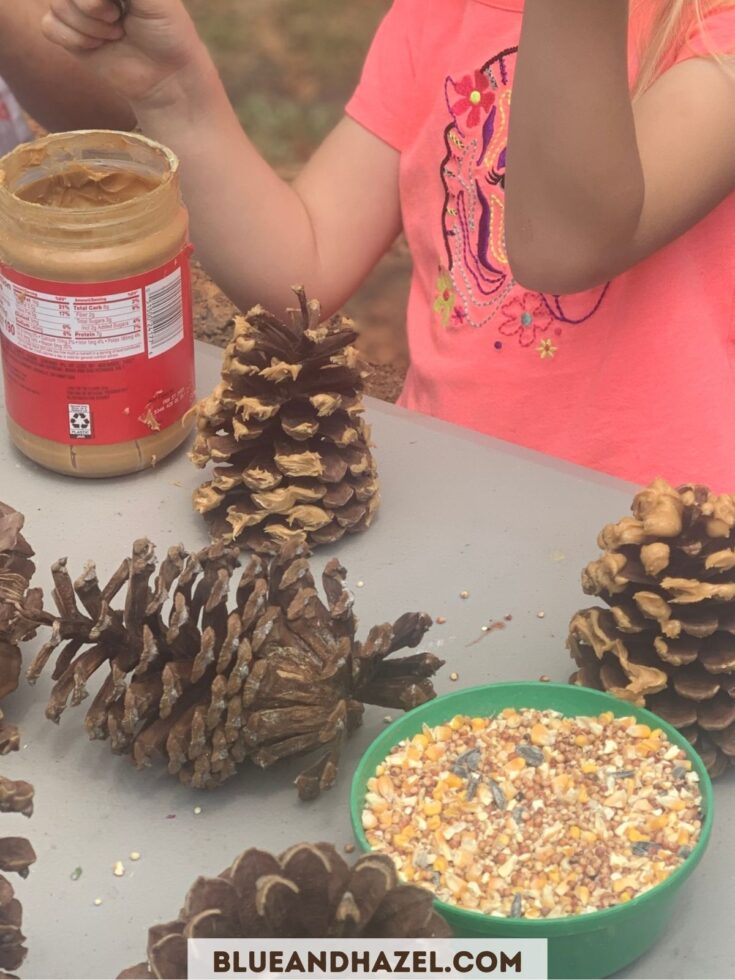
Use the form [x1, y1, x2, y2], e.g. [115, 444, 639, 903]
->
[184, 0, 411, 402]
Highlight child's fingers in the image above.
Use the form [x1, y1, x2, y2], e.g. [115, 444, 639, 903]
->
[41, 11, 109, 51]
[48, 0, 125, 40]
[68, 0, 123, 24]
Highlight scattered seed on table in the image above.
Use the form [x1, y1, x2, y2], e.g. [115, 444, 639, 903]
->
[539, 675, 551, 683]
[460, 591, 470, 599]
[70, 867, 82, 881]
[537, 611, 546, 619]
[193, 806, 202, 815]
[357, 581, 365, 589]
[436, 616, 447, 625]
[129, 852, 141, 862]
[481, 625, 489, 632]
[505, 614, 513, 621]
[362, 708, 702, 919]
[383, 716, 393, 724]
[344, 844, 356, 854]
[450, 672, 459, 682]
[113, 862, 125, 877]
[93, 898, 103, 907]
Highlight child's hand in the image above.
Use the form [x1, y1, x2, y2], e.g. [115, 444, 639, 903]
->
[41, 0, 205, 108]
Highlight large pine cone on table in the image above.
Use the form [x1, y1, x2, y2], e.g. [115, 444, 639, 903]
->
[569, 478, 735, 777]
[191, 288, 380, 554]
[25, 536, 441, 795]
[118, 844, 451, 980]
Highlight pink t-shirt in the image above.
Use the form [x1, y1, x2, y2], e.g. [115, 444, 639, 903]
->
[346, 0, 735, 490]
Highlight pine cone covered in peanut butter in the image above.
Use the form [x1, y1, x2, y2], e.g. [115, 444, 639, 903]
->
[26, 536, 440, 795]
[568, 478, 735, 777]
[118, 843, 452, 979]
[190, 288, 380, 554]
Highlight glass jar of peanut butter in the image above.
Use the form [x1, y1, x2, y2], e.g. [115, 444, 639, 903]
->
[0, 130, 196, 477]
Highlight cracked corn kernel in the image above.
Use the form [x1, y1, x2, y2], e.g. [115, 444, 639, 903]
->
[362, 708, 703, 919]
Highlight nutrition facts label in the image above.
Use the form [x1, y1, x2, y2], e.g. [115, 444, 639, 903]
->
[0, 264, 185, 364]
[0, 276, 146, 362]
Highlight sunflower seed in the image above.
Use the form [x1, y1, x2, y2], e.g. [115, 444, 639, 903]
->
[632, 841, 657, 856]
[488, 778, 507, 810]
[510, 893, 523, 918]
[512, 806, 526, 826]
[466, 773, 481, 801]
[517, 744, 544, 767]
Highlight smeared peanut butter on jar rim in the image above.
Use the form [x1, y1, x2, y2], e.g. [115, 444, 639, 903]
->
[0, 131, 196, 478]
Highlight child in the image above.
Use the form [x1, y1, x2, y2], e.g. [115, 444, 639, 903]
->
[0, 0, 133, 155]
[40, 0, 735, 489]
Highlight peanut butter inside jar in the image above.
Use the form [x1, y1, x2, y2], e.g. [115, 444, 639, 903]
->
[0, 131, 195, 478]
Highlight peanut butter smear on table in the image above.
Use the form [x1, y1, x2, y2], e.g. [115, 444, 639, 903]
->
[15, 166, 160, 209]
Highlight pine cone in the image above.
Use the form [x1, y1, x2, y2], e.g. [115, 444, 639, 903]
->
[568, 478, 735, 777]
[0, 776, 36, 975]
[0, 503, 43, 755]
[118, 843, 452, 979]
[26, 536, 441, 795]
[190, 288, 380, 554]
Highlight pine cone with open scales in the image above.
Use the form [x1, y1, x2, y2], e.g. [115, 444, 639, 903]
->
[25, 535, 441, 796]
[569, 478, 735, 777]
[0, 503, 38, 976]
[191, 289, 380, 554]
[118, 843, 451, 980]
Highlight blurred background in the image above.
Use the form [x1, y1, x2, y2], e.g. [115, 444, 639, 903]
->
[184, 0, 409, 401]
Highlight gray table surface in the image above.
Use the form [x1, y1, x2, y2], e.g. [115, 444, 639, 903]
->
[0, 341, 732, 980]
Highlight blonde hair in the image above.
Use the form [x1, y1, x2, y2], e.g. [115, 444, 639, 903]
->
[633, 0, 734, 96]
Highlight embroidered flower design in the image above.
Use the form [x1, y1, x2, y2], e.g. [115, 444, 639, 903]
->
[450, 306, 467, 329]
[434, 269, 457, 327]
[450, 71, 495, 128]
[498, 293, 553, 347]
[537, 339, 558, 360]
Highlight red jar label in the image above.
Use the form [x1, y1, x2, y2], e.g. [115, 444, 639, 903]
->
[0, 248, 196, 446]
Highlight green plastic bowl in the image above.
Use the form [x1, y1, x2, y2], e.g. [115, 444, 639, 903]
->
[350, 683, 713, 980]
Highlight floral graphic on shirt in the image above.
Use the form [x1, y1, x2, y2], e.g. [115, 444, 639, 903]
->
[537, 339, 558, 360]
[449, 71, 495, 128]
[433, 268, 468, 329]
[438, 46, 610, 349]
[498, 292, 552, 347]
[433, 269, 456, 326]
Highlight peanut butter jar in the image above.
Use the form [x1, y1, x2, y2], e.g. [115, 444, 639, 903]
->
[0, 130, 196, 477]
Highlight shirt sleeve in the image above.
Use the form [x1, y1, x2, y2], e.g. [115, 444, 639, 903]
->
[677, 6, 735, 64]
[345, 0, 419, 152]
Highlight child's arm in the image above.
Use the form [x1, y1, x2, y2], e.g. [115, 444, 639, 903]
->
[41, 0, 402, 317]
[504, 0, 735, 294]
[0, 0, 135, 134]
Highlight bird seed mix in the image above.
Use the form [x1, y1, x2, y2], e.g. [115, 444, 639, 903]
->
[362, 709, 703, 919]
